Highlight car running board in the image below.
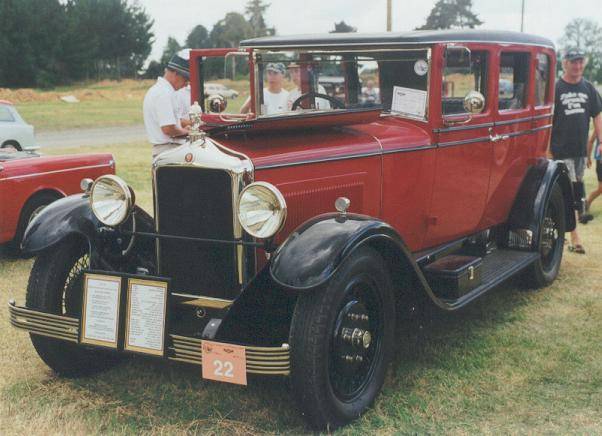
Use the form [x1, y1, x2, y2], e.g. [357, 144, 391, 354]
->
[430, 249, 539, 310]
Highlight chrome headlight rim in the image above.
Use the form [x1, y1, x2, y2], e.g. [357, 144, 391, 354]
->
[89, 174, 134, 227]
[237, 181, 287, 239]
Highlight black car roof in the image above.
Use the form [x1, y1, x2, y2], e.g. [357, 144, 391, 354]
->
[241, 29, 554, 49]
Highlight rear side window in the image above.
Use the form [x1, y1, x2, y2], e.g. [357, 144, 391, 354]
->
[535, 53, 551, 106]
[442, 51, 488, 115]
[498, 52, 530, 110]
[0, 106, 15, 122]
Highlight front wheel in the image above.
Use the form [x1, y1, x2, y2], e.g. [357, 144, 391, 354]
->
[289, 246, 395, 430]
[26, 238, 121, 376]
[525, 183, 566, 288]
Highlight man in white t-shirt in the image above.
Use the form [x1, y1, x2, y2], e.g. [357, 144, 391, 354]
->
[240, 63, 289, 115]
[287, 62, 331, 111]
[143, 50, 190, 158]
[175, 84, 194, 125]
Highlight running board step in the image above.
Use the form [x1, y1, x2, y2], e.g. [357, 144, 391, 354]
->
[435, 249, 539, 310]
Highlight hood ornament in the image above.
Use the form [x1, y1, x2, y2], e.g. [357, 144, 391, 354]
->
[188, 101, 206, 145]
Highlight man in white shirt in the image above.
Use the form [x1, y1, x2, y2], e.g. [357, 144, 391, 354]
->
[240, 63, 289, 115]
[143, 50, 190, 158]
[175, 84, 193, 124]
[287, 62, 331, 111]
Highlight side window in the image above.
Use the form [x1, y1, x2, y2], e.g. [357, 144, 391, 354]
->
[0, 106, 15, 122]
[442, 51, 487, 115]
[498, 52, 530, 110]
[535, 53, 550, 106]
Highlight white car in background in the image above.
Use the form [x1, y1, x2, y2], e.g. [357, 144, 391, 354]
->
[0, 100, 37, 151]
[204, 83, 239, 99]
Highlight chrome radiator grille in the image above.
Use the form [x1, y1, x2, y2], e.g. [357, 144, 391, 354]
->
[155, 166, 239, 298]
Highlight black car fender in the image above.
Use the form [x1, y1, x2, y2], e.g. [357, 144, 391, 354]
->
[21, 194, 155, 258]
[268, 213, 451, 310]
[507, 159, 576, 243]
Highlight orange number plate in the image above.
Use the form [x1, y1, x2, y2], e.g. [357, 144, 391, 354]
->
[201, 340, 247, 386]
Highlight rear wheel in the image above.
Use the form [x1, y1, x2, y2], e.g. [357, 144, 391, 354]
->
[1, 140, 22, 151]
[289, 246, 395, 430]
[26, 238, 121, 376]
[9, 192, 59, 255]
[525, 183, 565, 288]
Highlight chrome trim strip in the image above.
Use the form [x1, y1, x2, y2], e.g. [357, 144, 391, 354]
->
[438, 135, 491, 148]
[495, 116, 533, 126]
[0, 162, 113, 182]
[532, 113, 553, 120]
[531, 123, 553, 132]
[382, 144, 437, 154]
[434, 121, 494, 133]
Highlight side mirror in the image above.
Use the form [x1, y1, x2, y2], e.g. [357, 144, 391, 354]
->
[207, 94, 227, 113]
[463, 90, 485, 114]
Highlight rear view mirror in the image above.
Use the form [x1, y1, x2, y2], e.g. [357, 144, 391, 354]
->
[444, 45, 471, 69]
[463, 90, 485, 114]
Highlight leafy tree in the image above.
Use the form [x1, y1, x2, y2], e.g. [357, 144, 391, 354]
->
[160, 36, 182, 67]
[186, 25, 211, 48]
[330, 21, 357, 33]
[208, 13, 252, 79]
[417, 0, 482, 30]
[245, 0, 274, 37]
[558, 18, 602, 81]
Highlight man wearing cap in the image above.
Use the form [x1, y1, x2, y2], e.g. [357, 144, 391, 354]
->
[240, 63, 289, 115]
[143, 49, 191, 158]
[550, 48, 602, 254]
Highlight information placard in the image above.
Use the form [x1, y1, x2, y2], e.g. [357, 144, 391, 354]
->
[81, 274, 122, 348]
[391, 86, 427, 119]
[124, 278, 168, 356]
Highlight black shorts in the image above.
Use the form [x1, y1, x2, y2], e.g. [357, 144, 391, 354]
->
[597, 160, 602, 182]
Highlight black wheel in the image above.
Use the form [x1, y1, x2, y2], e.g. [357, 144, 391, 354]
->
[289, 246, 395, 430]
[9, 192, 59, 255]
[291, 92, 346, 110]
[525, 183, 566, 288]
[26, 238, 121, 376]
[1, 140, 22, 151]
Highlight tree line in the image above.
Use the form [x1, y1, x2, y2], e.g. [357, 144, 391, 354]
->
[0, 0, 153, 88]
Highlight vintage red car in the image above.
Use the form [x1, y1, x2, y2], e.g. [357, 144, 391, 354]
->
[0, 149, 114, 252]
[9, 30, 574, 429]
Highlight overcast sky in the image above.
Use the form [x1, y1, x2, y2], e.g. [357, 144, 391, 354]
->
[141, 0, 602, 61]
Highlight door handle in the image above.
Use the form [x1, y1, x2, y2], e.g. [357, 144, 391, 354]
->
[488, 129, 510, 142]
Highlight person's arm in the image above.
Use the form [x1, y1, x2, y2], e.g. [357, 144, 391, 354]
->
[240, 96, 252, 114]
[590, 113, 602, 168]
[161, 124, 189, 138]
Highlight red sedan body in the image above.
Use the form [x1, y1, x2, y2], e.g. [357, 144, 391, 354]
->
[0, 151, 114, 244]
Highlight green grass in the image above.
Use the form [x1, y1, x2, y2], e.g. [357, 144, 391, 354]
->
[1, 141, 602, 433]
[16, 100, 144, 132]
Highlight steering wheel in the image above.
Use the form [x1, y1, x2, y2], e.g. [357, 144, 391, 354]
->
[291, 92, 345, 110]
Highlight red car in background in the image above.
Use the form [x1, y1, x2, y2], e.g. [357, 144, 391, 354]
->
[0, 149, 114, 252]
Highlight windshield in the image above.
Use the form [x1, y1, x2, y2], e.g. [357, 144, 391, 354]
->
[244, 49, 430, 119]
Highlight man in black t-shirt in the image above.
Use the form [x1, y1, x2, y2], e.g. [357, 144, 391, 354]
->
[550, 48, 602, 254]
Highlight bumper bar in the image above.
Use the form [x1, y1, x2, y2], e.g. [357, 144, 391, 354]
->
[8, 300, 290, 376]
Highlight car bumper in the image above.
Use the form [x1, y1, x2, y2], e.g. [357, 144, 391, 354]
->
[8, 300, 290, 376]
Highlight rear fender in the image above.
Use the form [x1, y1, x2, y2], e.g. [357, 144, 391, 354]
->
[507, 159, 576, 243]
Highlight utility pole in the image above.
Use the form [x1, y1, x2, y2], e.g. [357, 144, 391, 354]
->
[387, 0, 392, 31]
[520, 0, 525, 32]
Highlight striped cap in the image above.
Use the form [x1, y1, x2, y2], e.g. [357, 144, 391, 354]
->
[167, 49, 190, 79]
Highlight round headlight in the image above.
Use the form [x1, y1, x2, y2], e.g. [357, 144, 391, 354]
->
[238, 182, 287, 239]
[90, 175, 133, 226]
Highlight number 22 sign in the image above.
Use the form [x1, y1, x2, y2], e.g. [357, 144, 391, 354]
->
[201, 340, 247, 386]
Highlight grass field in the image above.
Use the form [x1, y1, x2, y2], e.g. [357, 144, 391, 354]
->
[1, 141, 601, 434]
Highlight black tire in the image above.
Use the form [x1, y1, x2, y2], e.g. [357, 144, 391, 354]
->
[289, 246, 395, 430]
[26, 238, 121, 376]
[1, 140, 22, 151]
[525, 183, 566, 288]
[9, 192, 59, 255]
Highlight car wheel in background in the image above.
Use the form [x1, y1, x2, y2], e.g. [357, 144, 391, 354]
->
[1, 140, 22, 151]
[9, 192, 60, 256]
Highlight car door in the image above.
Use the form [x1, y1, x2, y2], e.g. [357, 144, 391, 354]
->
[482, 48, 535, 225]
[425, 46, 494, 247]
